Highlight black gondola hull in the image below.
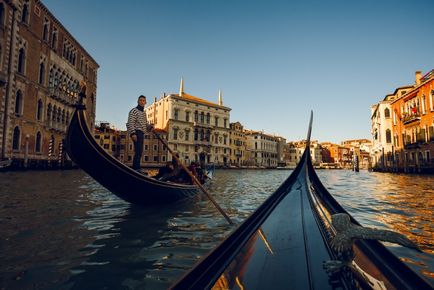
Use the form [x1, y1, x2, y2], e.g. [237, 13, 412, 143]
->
[65, 108, 199, 205]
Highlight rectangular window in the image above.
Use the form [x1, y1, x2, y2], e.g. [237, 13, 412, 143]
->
[422, 96, 426, 114]
[153, 144, 158, 151]
[430, 90, 434, 111]
[144, 145, 149, 151]
[153, 156, 158, 162]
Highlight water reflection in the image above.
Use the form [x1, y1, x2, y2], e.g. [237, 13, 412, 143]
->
[0, 169, 433, 289]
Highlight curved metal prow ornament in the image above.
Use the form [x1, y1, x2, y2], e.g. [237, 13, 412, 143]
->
[76, 81, 87, 110]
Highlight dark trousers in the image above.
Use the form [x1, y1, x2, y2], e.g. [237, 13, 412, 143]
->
[132, 130, 144, 170]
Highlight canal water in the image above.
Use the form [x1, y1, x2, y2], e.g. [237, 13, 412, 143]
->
[0, 169, 433, 289]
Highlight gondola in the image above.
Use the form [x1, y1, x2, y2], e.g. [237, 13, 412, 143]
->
[170, 112, 432, 290]
[65, 98, 209, 205]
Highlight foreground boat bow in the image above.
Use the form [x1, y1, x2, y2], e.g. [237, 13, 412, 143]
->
[170, 112, 431, 290]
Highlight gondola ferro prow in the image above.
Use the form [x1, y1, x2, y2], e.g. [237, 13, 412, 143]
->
[76, 80, 87, 110]
[324, 213, 422, 274]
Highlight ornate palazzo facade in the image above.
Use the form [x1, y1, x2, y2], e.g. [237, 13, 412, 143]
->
[0, 0, 98, 168]
[145, 80, 231, 165]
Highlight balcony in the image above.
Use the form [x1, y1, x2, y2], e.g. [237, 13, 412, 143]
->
[49, 87, 78, 106]
[402, 111, 421, 125]
[194, 139, 211, 146]
[193, 121, 214, 129]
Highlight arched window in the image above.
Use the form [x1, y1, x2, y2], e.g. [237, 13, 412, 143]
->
[17, 48, 25, 74]
[21, 1, 29, 24]
[200, 112, 204, 123]
[61, 109, 65, 124]
[384, 108, 390, 118]
[47, 103, 52, 122]
[12, 126, 20, 150]
[35, 131, 42, 152]
[48, 68, 54, 88]
[52, 105, 57, 122]
[57, 107, 61, 122]
[42, 19, 49, 41]
[386, 129, 392, 144]
[37, 99, 43, 121]
[206, 113, 210, 124]
[39, 62, 45, 84]
[51, 28, 57, 49]
[194, 110, 198, 122]
[15, 90, 23, 115]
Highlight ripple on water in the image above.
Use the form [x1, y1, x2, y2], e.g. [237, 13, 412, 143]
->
[0, 169, 433, 289]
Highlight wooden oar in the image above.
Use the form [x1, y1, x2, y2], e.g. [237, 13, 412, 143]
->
[152, 130, 234, 225]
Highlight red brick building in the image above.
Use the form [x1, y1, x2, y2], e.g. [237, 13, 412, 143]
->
[0, 0, 98, 168]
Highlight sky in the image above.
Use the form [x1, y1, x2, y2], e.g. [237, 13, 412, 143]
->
[43, 0, 434, 143]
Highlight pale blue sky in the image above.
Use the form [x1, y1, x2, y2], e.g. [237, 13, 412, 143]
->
[43, 0, 434, 143]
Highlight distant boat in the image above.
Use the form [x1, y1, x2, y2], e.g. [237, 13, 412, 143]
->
[0, 159, 12, 171]
[65, 99, 212, 205]
[170, 112, 430, 290]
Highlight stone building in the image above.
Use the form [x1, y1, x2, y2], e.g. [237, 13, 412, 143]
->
[145, 79, 231, 165]
[229, 121, 246, 166]
[244, 130, 284, 168]
[0, 0, 98, 168]
[117, 128, 168, 168]
[370, 85, 412, 169]
[94, 122, 121, 159]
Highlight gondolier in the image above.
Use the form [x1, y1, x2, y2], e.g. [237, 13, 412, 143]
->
[127, 95, 153, 171]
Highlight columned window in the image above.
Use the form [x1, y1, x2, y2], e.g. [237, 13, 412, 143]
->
[51, 28, 58, 50]
[37, 99, 43, 121]
[18, 48, 26, 74]
[15, 90, 23, 115]
[21, 1, 29, 24]
[12, 126, 20, 150]
[39, 62, 45, 85]
[42, 18, 50, 41]
[35, 132, 42, 152]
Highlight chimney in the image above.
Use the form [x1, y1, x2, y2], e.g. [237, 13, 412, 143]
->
[179, 78, 184, 96]
[415, 71, 422, 85]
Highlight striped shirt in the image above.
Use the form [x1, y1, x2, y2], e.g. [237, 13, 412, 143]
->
[126, 106, 148, 136]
